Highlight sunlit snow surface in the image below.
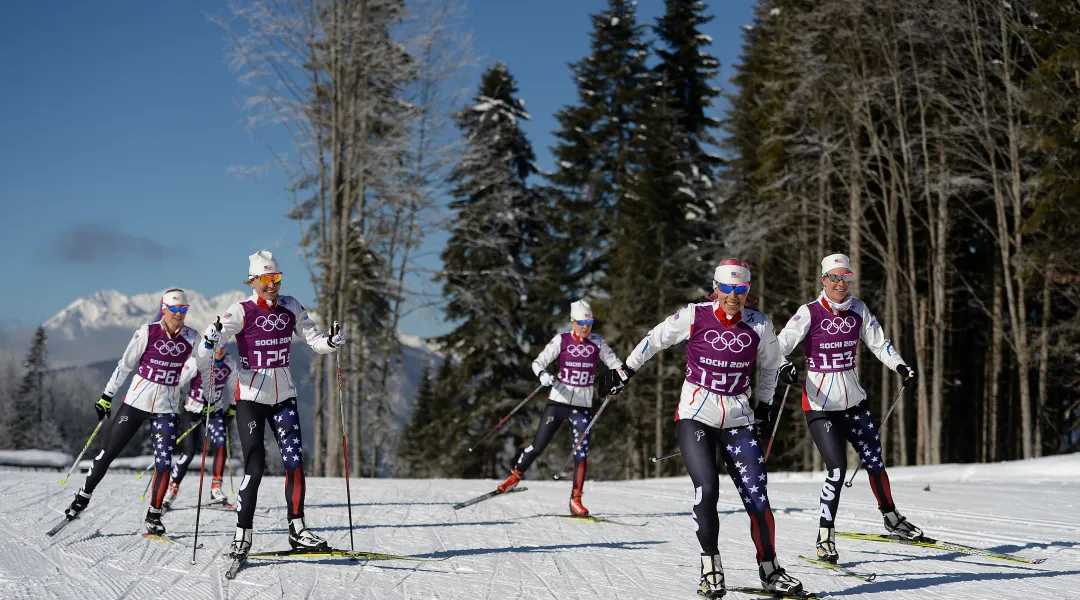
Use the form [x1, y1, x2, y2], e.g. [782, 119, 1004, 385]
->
[7, 454, 1080, 599]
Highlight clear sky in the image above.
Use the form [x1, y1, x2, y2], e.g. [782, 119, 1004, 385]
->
[0, 0, 755, 338]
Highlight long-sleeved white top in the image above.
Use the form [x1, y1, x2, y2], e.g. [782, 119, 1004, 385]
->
[104, 321, 211, 414]
[531, 331, 623, 408]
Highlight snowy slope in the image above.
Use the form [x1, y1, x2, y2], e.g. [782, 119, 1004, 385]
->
[7, 455, 1079, 599]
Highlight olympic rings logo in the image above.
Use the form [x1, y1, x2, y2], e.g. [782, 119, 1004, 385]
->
[821, 317, 857, 335]
[214, 369, 228, 381]
[703, 329, 753, 352]
[255, 314, 290, 331]
[566, 344, 596, 358]
[153, 340, 188, 356]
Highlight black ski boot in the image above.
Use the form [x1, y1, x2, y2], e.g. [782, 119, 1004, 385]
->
[883, 509, 924, 540]
[288, 517, 329, 551]
[698, 553, 726, 598]
[759, 558, 803, 595]
[144, 507, 166, 535]
[816, 526, 839, 563]
[230, 527, 252, 559]
[64, 489, 91, 519]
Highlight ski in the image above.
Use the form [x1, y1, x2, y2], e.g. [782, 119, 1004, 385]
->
[143, 533, 176, 544]
[237, 547, 444, 562]
[553, 514, 648, 527]
[798, 555, 876, 581]
[836, 531, 1046, 565]
[453, 486, 527, 510]
[203, 501, 237, 511]
[46, 517, 75, 537]
[699, 586, 822, 599]
[225, 556, 246, 580]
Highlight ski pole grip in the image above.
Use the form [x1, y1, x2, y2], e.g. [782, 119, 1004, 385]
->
[332, 320, 340, 337]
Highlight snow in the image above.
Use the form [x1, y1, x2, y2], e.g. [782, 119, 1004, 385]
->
[610, 16, 619, 26]
[696, 34, 713, 43]
[10, 454, 1080, 598]
[770, 7, 782, 16]
[0, 450, 72, 468]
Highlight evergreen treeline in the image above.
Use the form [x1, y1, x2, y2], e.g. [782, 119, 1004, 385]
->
[402, 0, 1080, 479]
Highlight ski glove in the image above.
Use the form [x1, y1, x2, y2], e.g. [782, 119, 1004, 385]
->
[539, 371, 555, 387]
[184, 396, 208, 415]
[754, 400, 777, 440]
[327, 321, 347, 348]
[897, 364, 916, 385]
[778, 360, 799, 386]
[203, 320, 224, 349]
[95, 394, 113, 421]
[599, 365, 635, 398]
[225, 405, 236, 419]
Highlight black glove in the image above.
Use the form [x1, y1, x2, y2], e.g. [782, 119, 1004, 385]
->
[95, 394, 113, 421]
[778, 361, 799, 386]
[599, 365, 635, 398]
[897, 364, 916, 385]
[754, 400, 777, 439]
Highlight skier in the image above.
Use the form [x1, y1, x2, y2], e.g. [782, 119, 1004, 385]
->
[64, 289, 212, 535]
[163, 342, 239, 509]
[598, 259, 803, 598]
[775, 253, 921, 564]
[200, 250, 346, 561]
[495, 299, 624, 517]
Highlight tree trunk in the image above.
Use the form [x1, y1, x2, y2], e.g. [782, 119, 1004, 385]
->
[989, 261, 1003, 461]
[313, 354, 325, 476]
[1035, 270, 1051, 457]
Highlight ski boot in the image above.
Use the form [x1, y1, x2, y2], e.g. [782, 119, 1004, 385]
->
[288, 517, 329, 551]
[758, 558, 803, 595]
[230, 527, 252, 559]
[816, 526, 839, 564]
[162, 482, 180, 510]
[883, 509, 924, 540]
[698, 553, 726, 599]
[497, 468, 523, 494]
[145, 507, 166, 535]
[569, 490, 589, 517]
[64, 489, 91, 519]
[209, 481, 228, 504]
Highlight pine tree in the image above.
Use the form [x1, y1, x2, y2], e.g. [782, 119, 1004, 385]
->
[547, 0, 652, 298]
[436, 62, 548, 478]
[8, 326, 48, 450]
[399, 361, 435, 477]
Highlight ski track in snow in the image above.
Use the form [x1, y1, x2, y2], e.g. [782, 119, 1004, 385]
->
[5, 458, 1080, 599]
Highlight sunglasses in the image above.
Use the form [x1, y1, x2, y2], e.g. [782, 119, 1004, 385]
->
[165, 305, 189, 314]
[254, 273, 282, 285]
[574, 319, 595, 326]
[716, 283, 750, 295]
[824, 273, 855, 283]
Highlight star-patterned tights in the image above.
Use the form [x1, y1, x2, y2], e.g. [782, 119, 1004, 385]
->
[806, 401, 895, 527]
[235, 398, 306, 529]
[171, 410, 233, 486]
[84, 403, 179, 510]
[677, 418, 776, 562]
[513, 402, 592, 476]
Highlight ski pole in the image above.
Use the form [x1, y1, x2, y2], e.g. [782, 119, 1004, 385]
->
[468, 384, 546, 452]
[845, 383, 906, 488]
[61, 420, 103, 485]
[136, 420, 202, 480]
[763, 384, 792, 463]
[192, 318, 219, 564]
[334, 321, 355, 551]
[552, 395, 613, 480]
[649, 450, 682, 463]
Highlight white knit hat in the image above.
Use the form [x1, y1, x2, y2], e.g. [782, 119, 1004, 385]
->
[713, 259, 752, 286]
[570, 299, 593, 322]
[160, 289, 189, 309]
[247, 249, 281, 280]
[820, 253, 852, 276]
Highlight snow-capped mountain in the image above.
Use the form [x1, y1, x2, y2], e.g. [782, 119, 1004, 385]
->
[43, 289, 247, 341]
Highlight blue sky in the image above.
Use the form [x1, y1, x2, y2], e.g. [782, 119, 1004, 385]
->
[0, 0, 754, 338]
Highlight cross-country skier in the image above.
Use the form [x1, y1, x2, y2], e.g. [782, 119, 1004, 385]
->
[200, 250, 345, 560]
[598, 259, 802, 598]
[163, 342, 239, 509]
[495, 300, 623, 517]
[775, 253, 921, 564]
[64, 289, 212, 535]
